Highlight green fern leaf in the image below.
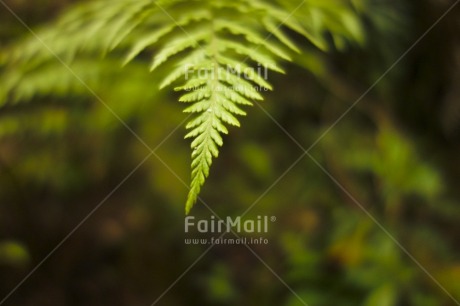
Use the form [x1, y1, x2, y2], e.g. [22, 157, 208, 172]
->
[149, 1, 322, 213]
[1, 0, 363, 214]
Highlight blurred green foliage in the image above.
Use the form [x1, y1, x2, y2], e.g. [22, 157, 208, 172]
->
[0, 0, 459, 306]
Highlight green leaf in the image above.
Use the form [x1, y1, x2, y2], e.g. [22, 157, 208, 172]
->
[0, 0, 364, 214]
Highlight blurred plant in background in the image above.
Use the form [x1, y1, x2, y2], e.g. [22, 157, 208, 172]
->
[0, 0, 459, 305]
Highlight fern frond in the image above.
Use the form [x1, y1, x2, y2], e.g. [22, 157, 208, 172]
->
[1, 0, 364, 214]
[146, 1, 329, 213]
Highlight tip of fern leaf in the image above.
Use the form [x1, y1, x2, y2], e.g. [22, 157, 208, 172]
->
[151, 62, 167, 72]
[121, 57, 132, 68]
[185, 191, 199, 215]
[185, 203, 192, 215]
[304, 33, 328, 51]
[150, 58, 164, 72]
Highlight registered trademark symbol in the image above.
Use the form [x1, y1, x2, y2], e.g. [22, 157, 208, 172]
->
[270, 216, 276, 222]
